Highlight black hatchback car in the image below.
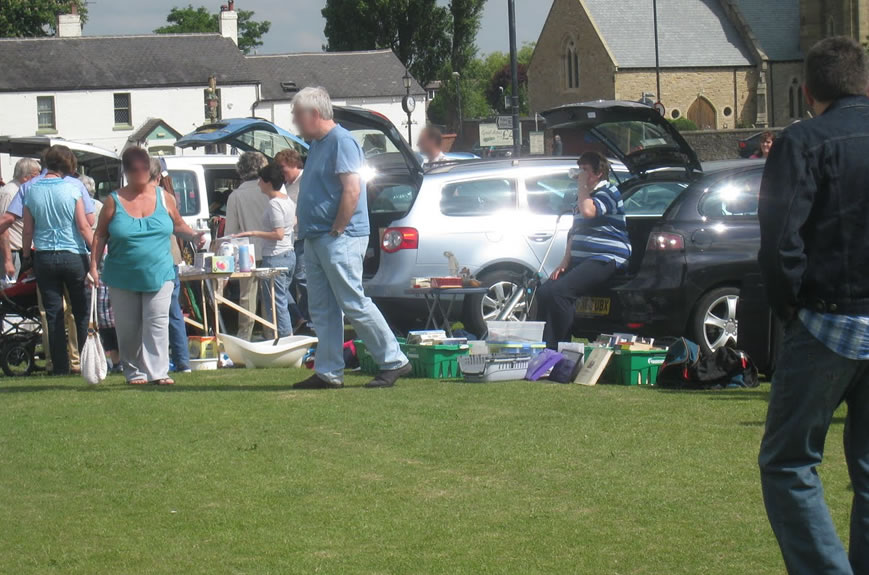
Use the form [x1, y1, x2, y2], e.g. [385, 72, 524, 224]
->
[542, 102, 775, 372]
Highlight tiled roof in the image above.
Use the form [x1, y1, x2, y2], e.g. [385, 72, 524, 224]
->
[246, 49, 426, 101]
[582, 0, 755, 68]
[734, 0, 802, 61]
[0, 34, 257, 92]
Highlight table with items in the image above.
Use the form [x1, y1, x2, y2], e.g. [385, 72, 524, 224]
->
[405, 287, 490, 337]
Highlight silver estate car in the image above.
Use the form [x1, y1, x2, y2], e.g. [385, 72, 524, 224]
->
[363, 157, 637, 336]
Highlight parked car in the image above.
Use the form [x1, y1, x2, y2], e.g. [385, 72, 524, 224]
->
[737, 132, 765, 158]
[0, 136, 121, 198]
[542, 101, 775, 371]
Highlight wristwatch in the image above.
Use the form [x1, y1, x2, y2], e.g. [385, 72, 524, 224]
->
[330, 229, 344, 237]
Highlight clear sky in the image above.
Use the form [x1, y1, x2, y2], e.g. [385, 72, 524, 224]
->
[82, 0, 550, 56]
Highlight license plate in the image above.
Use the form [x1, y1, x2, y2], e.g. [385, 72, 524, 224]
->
[576, 297, 611, 316]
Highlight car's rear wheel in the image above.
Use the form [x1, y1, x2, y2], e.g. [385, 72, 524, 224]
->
[462, 269, 533, 338]
[692, 287, 740, 354]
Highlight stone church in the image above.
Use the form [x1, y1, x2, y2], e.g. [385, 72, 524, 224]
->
[528, 0, 869, 129]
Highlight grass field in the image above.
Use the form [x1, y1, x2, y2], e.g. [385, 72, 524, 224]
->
[0, 369, 852, 575]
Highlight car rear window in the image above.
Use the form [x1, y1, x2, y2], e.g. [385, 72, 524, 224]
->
[441, 178, 517, 216]
[623, 182, 688, 216]
[168, 170, 199, 217]
[698, 172, 762, 218]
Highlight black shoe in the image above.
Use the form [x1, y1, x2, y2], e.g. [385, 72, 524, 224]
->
[293, 373, 344, 389]
[364, 362, 413, 388]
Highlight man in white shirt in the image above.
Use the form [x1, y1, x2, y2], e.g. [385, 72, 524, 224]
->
[417, 125, 447, 165]
[224, 151, 271, 340]
[274, 148, 308, 332]
[0, 158, 41, 280]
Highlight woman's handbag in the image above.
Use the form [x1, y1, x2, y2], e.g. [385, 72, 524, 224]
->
[81, 283, 107, 385]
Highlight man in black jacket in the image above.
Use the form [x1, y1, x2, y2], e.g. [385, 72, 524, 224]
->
[758, 36, 869, 575]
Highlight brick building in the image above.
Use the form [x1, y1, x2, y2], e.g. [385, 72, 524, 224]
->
[528, 0, 866, 129]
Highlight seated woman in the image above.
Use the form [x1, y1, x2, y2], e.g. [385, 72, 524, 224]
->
[233, 163, 296, 339]
[537, 152, 632, 349]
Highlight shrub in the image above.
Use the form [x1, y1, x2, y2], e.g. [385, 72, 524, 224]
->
[670, 117, 699, 132]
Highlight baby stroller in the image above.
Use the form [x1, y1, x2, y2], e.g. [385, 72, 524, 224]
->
[0, 271, 44, 376]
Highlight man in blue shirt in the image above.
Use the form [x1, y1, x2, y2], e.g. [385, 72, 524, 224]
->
[290, 86, 410, 389]
[758, 37, 869, 574]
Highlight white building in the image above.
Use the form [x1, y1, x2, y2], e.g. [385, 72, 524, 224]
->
[247, 50, 427, 144]
[0, 5, 427, 179]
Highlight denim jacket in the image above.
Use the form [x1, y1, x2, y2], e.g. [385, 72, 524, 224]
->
[758, 96, 869, 319]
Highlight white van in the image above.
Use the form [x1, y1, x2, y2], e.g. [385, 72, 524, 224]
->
[0, 136, 245, 241]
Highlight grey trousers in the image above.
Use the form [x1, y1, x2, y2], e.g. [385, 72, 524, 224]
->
[110, 281, 173, 382]
[236, 276, 258, 341]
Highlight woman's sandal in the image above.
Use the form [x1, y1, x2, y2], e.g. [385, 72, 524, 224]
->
[154, 378, 175, 386]
[127, 379, 148, 386]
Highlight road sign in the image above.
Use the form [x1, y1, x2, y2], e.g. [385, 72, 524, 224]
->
[654, 101, 666, 116]
[496, 115, 513, 131]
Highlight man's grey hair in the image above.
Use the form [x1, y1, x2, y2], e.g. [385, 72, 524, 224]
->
[292, 86, 334, 121]
[236, 151, 269, 181]
[12, 158, 40, 183]
[78, 174, 96, 198]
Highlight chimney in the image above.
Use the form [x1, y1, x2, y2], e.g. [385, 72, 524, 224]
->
[219, 1, 238, 46]
[57, 4, 82, 38]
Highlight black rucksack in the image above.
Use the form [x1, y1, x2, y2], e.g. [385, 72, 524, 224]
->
[656, 338, 759, 390]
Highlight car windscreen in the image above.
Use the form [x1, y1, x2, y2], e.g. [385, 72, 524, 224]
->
[233, 128, 307, 159]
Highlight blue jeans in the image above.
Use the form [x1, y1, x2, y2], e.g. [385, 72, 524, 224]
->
[305, 234, 408, 384]
[759, 319, 869, 574]
[289, 239, 309, 327]
[169, 267, 190, 371]
[260, 251, 295, 339]
[33, 251, 90, 375]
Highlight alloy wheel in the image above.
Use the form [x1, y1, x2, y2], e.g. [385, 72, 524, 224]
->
[481, 281, 528, 322]
[703, 294, 739, 351]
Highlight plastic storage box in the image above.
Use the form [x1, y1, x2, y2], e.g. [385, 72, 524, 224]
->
[404, 343, 469, 379]
[458, 354, 532, 383]
[606, 349, 667, 386]
[486, 321, 546, 343]
[355, 338, 407, 375]
[488, 342, 547, 356]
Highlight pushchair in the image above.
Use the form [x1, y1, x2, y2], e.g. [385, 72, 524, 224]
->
[0, 271, 44, 376]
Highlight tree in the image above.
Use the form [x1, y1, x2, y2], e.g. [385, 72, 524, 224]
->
[321, 0, 451, 85]
[0, 0, 88, 37]
[449, 0, 487, 73]
[154, 4, 271, 54]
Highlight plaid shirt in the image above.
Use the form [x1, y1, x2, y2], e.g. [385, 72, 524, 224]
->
[799, 310, 869, 360]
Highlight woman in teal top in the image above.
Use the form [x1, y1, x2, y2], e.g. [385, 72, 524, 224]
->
[21, 145, 94, 376]
[90, 147, 203, 386]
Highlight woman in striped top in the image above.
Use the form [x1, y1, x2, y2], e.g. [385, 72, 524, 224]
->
[537, 152, 632, 349]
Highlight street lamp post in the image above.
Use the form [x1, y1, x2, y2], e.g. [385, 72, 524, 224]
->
[453, 71, 463, 140]
[508, 0, 521, 157]
[401, 69, 416, 144]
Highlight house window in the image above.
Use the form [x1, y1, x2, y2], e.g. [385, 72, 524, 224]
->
[826, 15, 836, 36]
[114, 93, 132, 127]
[564, 38, 580, 90]
[37, 96, 56, 130]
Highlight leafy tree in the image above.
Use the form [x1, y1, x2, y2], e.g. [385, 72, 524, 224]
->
[321, 0, 451, 85]
[0, 0, 88, 37]
[154, 4, 271, 54]
[448, 0, 487, 73]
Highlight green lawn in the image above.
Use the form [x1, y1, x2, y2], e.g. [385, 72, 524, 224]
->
[0, 369, 852, 575]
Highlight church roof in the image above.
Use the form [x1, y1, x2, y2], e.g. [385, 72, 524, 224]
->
[581, 0, 755, 68]
[734, 0, 803, 61]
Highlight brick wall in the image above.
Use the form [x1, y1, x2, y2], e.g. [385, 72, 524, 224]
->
[680, 128, 782, 161]
[615, 67, 759, 129]
[527, 0, 616, 113]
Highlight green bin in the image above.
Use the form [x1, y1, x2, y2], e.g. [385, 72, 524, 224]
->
[355, 339, 407, 375]
[606, 349, 667, 386]
[404, 343, 469, 379]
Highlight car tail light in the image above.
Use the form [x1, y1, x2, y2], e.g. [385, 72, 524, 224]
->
[381, 227, 419, 253]
[738, 141, 746, 149]
[647, 232, 685, 251]
[627, 323, 645, 330]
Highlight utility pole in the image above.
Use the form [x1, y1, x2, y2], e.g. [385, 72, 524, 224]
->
[653, 0, 662, 105]
[508, 0, 521, 157]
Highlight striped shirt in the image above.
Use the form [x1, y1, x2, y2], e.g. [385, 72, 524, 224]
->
[799, 310, 869, 360]
[570, 181, 632, 269]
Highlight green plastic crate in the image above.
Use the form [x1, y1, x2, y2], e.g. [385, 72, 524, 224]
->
[404, 343, 469, 379]
[355, 339, 407, 375]
[605, 349, 667, 386]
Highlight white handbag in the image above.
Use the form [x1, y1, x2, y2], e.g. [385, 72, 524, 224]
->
[81, 284, 107, 385]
